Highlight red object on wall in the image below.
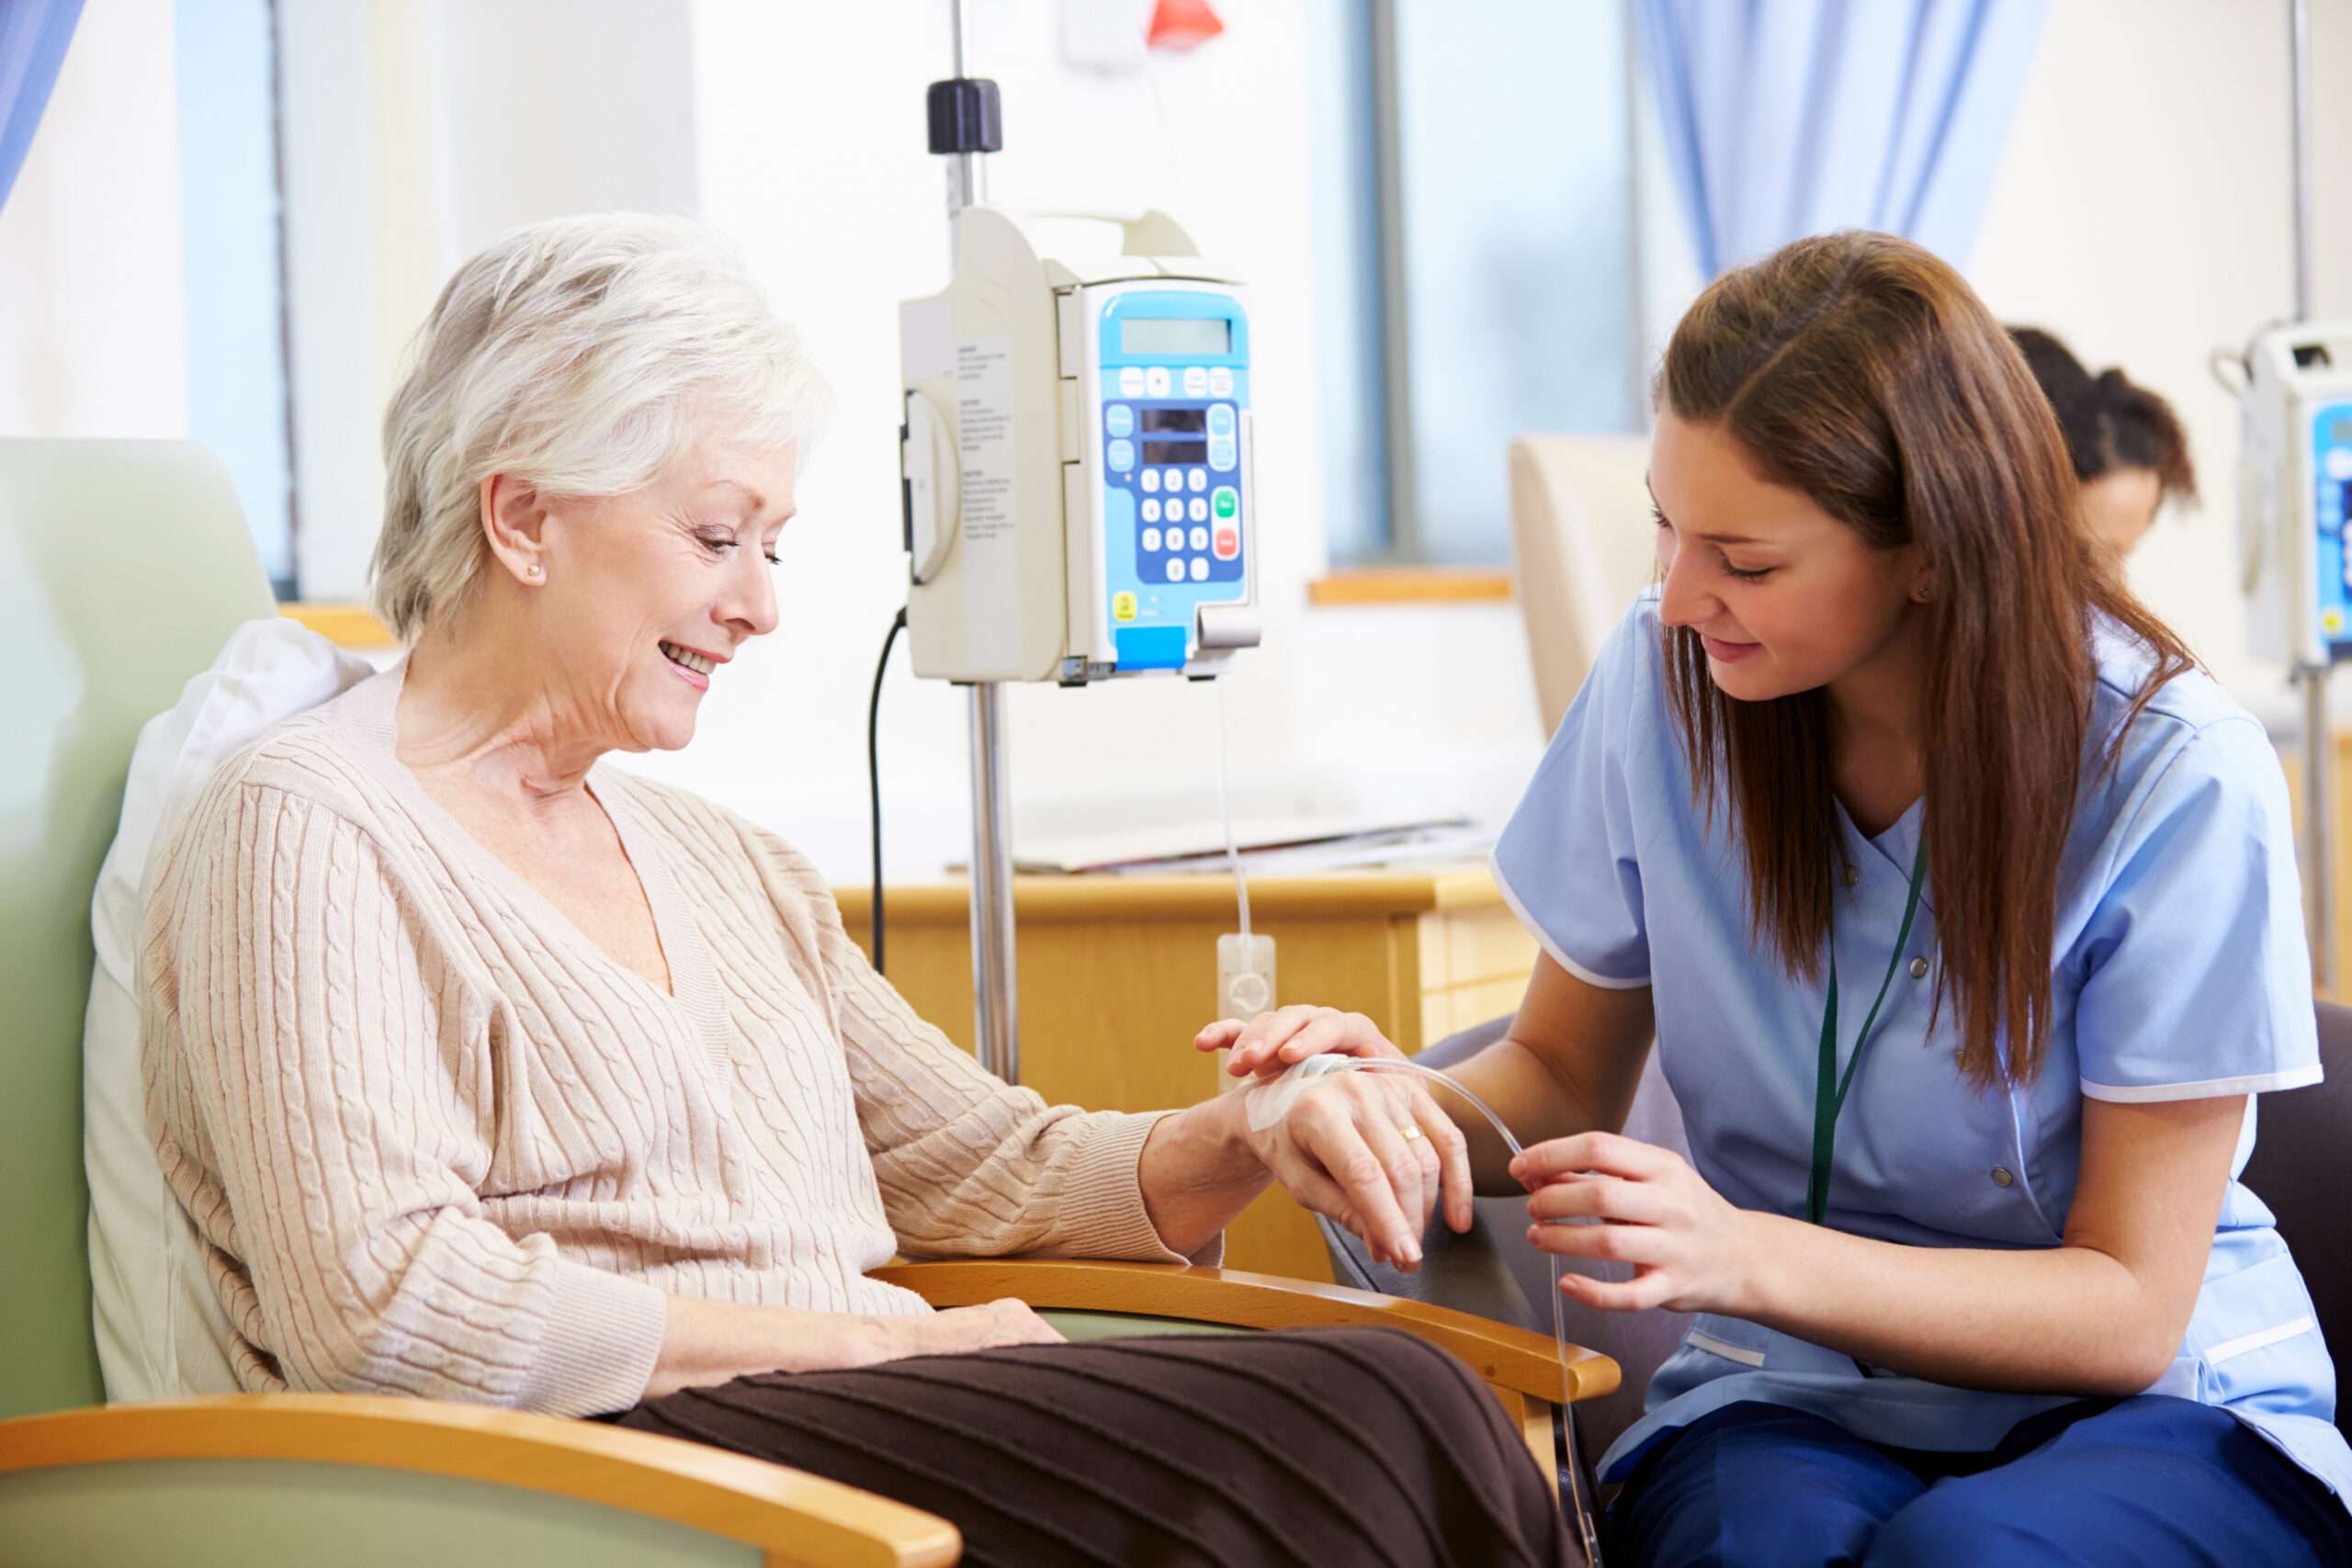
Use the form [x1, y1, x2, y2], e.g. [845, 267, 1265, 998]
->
[1148, 0, 1224, 52]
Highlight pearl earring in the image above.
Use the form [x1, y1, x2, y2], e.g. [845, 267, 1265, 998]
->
[526, 562, 543, 580]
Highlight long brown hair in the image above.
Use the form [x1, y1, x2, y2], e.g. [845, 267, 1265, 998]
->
[1657, 232, 2195, 1088]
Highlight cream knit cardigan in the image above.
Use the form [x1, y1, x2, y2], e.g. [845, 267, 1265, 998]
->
[141, 666, 1202, 1416]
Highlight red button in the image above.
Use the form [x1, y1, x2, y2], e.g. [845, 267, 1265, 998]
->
[1213, 526, 1238, 559]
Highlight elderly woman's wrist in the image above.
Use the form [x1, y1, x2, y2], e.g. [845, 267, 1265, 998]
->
[1170, 1092, 1263, 1186]
[1138, 1098, 1269, 1232]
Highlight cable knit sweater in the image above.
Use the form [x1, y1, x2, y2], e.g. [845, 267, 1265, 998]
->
[140, 664, 1203, 1417]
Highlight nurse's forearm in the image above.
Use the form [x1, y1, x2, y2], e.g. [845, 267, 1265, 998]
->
[1441, 957, 1655, 1192]
[1734, 1218, 2178, 1396]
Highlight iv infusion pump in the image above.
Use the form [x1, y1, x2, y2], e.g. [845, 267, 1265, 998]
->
[899, 207, 1261, 683]
[2238, 320, 2352, 667]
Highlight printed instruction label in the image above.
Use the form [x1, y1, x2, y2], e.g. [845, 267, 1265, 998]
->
[956, 336, 1022, 671]
[957, 338, 1015, 543]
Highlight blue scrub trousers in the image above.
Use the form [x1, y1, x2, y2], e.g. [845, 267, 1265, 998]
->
[1605, 1395, 2351, 1567]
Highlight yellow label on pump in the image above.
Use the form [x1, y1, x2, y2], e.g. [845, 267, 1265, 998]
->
[1114, 591, 1137, 622]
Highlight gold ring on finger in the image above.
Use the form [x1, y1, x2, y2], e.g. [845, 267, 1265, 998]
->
[1396, 1124, 1422, 1143]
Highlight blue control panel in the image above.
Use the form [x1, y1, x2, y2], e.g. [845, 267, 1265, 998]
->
[1095, 288, 1250, 671]
[2314, 400, 2352, 660]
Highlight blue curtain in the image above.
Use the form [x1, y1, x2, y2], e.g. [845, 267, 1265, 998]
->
[0, 0, 85, 212]
[1638, 0, 2046, 278]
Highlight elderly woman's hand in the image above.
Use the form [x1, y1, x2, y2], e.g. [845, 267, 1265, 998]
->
[1227, 1043, 1475, 1271]
[648, 1294, 1065, 1398]
[865, 1299, 1067, 1362]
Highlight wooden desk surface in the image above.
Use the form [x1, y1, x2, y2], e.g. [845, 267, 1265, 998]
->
[831, 865, 1513, 923]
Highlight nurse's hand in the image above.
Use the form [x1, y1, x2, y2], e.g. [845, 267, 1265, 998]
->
[1195, 1005, 1405, 1079]
[1511, 1133, 1758, 1315]
[1240, 1061, 1475, 1270]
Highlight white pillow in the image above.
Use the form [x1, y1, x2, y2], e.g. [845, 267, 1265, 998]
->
[85, 616, 377, 1403]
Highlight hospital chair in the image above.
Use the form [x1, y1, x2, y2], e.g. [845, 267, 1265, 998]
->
[0, 438, 1615, 1567]
[2242, 1002, 2352, 1425]
[1505, 434, 1657, 737]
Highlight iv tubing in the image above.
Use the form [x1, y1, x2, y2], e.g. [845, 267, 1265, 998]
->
[1345, 1056, 1607, 1566]
[1215, 678, 1251, 938]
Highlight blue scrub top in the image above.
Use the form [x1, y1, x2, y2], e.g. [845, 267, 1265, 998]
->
[1491, 592, 2348, 1508]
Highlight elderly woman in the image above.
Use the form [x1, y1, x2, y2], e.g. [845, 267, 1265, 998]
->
[139, 215, 1569, 1567]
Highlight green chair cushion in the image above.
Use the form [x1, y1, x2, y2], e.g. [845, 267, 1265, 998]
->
[0, 1460, 760, 1568]
[0, 440, 272, 1417]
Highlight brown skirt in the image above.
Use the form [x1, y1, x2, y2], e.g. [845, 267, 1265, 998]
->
[611, 1325, 1572, 1568]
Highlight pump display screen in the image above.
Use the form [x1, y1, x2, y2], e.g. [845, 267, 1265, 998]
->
[1121, 318, 1229, 355]
[1093, 287, 1249, 653]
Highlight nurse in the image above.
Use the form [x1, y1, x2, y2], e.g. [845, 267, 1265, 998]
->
[1212, 231, 2352, 1564]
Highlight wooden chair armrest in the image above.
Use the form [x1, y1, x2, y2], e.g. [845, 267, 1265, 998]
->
[0, 1394, 958, 1568]
[875, 1258, 1618, 1404]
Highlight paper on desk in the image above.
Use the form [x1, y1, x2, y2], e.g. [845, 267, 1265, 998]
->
[987, 816, 1489, 876]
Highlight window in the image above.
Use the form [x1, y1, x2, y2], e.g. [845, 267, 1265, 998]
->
[175, 0, 297, 597]
[1313, 0, 1643, 568]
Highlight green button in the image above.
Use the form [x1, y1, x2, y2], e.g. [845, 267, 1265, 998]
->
[1213, 487, 1238, 519]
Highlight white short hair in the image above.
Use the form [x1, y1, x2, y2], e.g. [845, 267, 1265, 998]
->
[372, 213, 834, 640]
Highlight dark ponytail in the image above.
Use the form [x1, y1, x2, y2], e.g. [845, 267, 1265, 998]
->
[2009, 327, 2198, 505]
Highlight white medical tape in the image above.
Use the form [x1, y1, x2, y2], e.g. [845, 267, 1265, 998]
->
[1240, 1053, 1363, 1132]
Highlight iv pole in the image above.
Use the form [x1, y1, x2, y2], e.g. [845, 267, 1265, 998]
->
[928, 0, 1022, 1080]
[2288, 0, 2333, 992]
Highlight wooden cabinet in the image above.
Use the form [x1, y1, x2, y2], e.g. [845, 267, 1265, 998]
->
[834, 868, 1537, 1282]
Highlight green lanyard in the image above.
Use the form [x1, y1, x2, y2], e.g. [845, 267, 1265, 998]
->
[1806, 840, 1928, 1226]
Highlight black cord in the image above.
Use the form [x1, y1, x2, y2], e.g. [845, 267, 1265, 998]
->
[868, 606, 909, 974]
